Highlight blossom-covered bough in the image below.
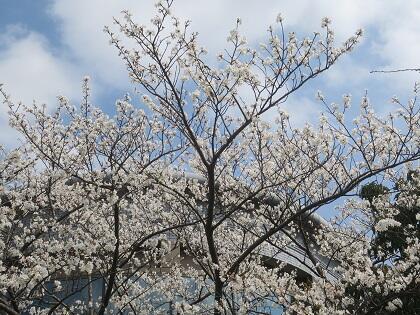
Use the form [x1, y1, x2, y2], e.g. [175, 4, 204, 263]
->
[0, 1, 419, 314]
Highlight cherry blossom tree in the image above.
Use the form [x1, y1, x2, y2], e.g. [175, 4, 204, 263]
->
[0, 1, 419, 314]
[340, 174, 420, 314]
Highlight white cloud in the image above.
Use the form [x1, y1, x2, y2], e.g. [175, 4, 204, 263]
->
[45, 0, 376, 126]
[47, 0, 420, 108]
[49, 1, 156, 90]
[0, 26, 81, 146]
[368, 2, 420, 91]
[260, 96, 321, 128]
[280, 97, 321, 127]
[49, 0, 370, 69]
[322, 54, 371, 89]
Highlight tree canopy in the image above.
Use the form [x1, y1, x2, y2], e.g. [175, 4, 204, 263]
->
[0, 1, 419, 314]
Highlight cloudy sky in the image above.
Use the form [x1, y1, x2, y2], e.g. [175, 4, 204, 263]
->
[1, 0, 420, 146]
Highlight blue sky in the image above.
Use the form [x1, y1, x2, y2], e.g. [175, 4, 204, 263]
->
[1, 1, 55, 37]
[1, 0, 419, 147]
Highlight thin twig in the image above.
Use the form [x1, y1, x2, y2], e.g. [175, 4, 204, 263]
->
[370, 68, 420, 74]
